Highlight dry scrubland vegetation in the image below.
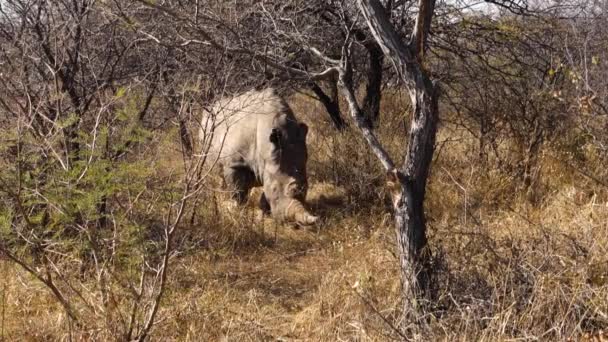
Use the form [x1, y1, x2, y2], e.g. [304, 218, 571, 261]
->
[2, 0, 608, 341]
[2, 92, 607, 340]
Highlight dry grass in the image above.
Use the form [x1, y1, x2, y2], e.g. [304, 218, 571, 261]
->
[1, 91, 608, 341]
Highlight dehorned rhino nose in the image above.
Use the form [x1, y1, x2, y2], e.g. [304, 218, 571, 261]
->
[296, 212, 319, 226]
[285, 199, 319, 226]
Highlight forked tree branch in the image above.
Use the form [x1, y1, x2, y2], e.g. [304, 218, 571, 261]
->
[358, 0, 415, 72]
[357, 0, 439, 318]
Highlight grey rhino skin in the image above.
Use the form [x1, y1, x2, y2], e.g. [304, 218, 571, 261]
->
[200, 88, 318, 226]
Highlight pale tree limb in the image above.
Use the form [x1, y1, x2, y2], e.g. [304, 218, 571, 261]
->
[410, 0, 436, 59]
[337, 62, 396, 171]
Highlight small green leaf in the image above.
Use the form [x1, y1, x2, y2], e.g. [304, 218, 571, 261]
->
[115, 87, 127, 99]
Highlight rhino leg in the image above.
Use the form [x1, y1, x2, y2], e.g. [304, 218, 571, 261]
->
[223, 166, 255, 204]
[259, 192, 271, 215]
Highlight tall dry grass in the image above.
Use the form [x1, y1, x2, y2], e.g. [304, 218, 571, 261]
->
[1, 90, 607, 341]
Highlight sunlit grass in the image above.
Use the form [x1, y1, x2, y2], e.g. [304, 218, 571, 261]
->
[1, 91, 607, 341]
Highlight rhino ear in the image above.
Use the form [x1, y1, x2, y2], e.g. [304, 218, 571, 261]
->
[299, 123, 308, 139]
[269, 128, 282, 147]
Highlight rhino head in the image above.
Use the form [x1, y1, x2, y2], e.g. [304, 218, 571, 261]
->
[262, 122, 318, 226]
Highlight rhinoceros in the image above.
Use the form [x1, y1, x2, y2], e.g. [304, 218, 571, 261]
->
[200, 88, 318, 226]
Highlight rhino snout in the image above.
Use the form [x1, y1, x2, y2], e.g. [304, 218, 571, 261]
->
[283, 199, 318, 226]
[296, 212, 319, 226]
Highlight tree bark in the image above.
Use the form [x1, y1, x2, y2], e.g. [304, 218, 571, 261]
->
[309, 80, 347, 130]
[358, 0, 438, 315]
[362, 43, 384, 127]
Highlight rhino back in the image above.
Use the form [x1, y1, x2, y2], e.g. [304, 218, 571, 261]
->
[202, 89, 295, 178]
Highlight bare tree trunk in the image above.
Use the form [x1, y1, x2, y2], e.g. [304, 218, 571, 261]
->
[522, 120, 544, 203]
[358, 0, 438, 316]
[362, 43, 384, 127]
[309, 80, 347, 130]
[162, 59, 195, 157]
[178, 118, 194, 156]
